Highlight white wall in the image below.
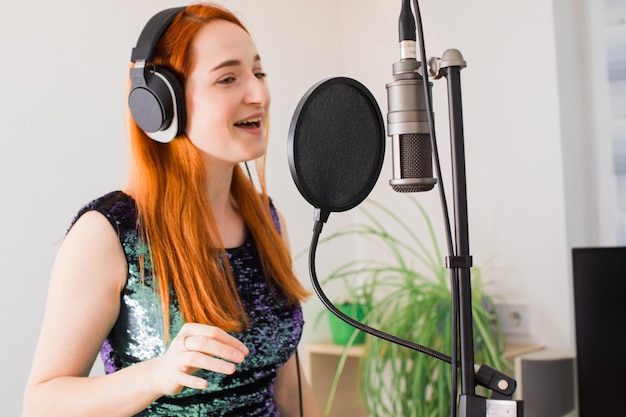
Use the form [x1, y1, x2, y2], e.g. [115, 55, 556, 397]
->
[0, 0, 599, 415]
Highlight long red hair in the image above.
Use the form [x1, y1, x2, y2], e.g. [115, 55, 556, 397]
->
[126, 3, 309, 339]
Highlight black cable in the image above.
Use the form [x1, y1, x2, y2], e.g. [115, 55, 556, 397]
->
[295, 349, 303, 417]
[449, 270, 460, 417]
[411, 0, 459, 415]
[244, 161, 253, 182]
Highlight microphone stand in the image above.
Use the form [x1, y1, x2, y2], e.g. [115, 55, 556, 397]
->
[430, 49, 524, 416]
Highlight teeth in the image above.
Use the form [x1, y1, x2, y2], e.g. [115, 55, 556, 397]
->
[235, 117, 261, 126]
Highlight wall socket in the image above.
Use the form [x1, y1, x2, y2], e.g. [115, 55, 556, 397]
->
[495, 303, 530, 335]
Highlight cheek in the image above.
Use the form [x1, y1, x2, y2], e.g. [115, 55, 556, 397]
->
[185, 99, 224, 142]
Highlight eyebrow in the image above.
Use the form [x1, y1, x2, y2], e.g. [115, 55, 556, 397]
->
[211, 54, 261, 72]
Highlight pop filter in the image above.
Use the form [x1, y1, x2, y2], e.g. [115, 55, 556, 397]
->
[288, 77, 385, 222]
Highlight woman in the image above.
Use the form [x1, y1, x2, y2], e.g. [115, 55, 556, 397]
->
[23, 4, 321, 416]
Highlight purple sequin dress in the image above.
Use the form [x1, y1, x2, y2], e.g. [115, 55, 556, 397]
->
[72, 191, 303, 416]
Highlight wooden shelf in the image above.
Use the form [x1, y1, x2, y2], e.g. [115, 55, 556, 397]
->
[303, 341, 368, 417]
[502, 343, 546, 360]
[302, 340, 544, 417]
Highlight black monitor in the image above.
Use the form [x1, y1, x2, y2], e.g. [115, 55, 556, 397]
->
[572, 246, 626, 416]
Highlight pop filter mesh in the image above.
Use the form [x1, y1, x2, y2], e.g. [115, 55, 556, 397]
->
[288, 77, 385, 212]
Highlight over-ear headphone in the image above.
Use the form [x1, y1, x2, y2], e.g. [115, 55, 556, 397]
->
[129, 7, 186, 143]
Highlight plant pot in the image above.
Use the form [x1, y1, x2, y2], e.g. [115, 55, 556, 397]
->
[328, 302, 366, 345]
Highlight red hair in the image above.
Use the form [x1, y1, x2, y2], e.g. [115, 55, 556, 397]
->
[126, 3, 309, 339]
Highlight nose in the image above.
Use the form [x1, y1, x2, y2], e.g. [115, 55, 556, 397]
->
[245, 75, 270, 107]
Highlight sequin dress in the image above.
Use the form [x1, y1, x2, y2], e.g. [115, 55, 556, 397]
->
[72, 191, 303, 416]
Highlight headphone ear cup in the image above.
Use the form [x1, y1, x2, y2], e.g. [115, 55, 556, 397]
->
[128, 66, 186, 143]
[154, 66, 186, 135]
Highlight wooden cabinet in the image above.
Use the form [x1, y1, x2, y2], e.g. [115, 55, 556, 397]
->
[302, 341, 543, 417]
[303, 342, 367, 417]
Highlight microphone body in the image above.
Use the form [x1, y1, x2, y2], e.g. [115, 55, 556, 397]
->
[386, 44, 437, 193]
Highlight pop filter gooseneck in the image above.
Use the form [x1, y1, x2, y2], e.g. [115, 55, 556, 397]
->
[288, 76, 453, 365]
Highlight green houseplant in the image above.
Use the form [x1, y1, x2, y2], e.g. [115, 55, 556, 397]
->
[315, 196, 509, 417]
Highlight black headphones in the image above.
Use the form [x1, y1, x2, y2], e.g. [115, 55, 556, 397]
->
[129, 7, 186, 143]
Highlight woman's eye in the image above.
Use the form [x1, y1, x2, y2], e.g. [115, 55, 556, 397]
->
[255, 72, 267, 80]
[218, 76, 236, 85]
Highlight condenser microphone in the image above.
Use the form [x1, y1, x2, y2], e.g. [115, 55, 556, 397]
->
[387, 0, 436, 193]
[288, 77, 385, 223]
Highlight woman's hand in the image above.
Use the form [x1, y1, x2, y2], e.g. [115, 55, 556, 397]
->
[154, 323, 249, 395]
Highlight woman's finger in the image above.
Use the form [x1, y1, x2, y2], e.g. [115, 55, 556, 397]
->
[179, 323, 248, 354]
[180, 350, 239, 375]
[183, 334, 246, 364]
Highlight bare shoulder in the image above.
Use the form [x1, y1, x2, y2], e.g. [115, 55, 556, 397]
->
[68, 209, 116, 235]
[56, 210, 127, 291]
[25, 210, 128, 385]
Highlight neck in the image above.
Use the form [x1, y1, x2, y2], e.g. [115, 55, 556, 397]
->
[204, 161, 246, 248]
[206, 166, 235, 212]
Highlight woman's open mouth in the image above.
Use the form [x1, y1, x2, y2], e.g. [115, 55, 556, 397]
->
[234, 117, 261, 130]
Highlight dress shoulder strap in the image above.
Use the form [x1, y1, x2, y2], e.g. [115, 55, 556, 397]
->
[69, 191, 137, 236]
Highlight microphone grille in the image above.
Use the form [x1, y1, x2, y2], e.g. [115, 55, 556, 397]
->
[400, 133, 433, 178]
[391, 133, 437, 193]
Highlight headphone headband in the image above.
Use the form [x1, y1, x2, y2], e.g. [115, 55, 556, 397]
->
[131, 7, 185, 63]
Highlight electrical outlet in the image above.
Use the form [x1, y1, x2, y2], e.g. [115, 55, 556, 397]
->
[496, 303, 530, 335]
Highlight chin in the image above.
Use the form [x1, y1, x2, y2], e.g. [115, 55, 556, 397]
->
[246, 143, 268, 160]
